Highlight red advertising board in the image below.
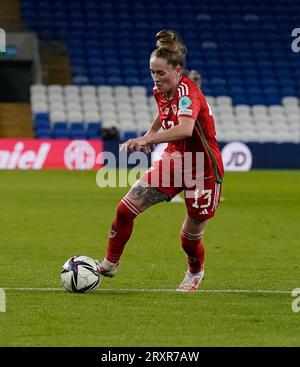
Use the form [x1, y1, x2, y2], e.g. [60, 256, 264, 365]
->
[0, 139, 103, 170]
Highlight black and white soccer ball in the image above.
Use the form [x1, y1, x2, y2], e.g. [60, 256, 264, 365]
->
[61, 256, 101, 293]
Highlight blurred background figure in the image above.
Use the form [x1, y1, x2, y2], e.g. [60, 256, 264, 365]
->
[188, 69, 202, 88]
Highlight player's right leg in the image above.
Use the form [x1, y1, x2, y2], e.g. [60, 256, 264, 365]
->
[177, 179, 222, 291]
[177, 215, 207, 292]
[98, 180, 168, 277]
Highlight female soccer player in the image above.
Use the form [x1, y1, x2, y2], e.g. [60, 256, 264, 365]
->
[98, 30, 224, 291]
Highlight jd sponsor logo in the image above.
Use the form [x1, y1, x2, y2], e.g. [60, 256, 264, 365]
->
[222, 142, 252, 171]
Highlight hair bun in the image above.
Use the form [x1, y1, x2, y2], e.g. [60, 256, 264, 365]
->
[156, 30, 177, 51]
[152, 29, 187, 68]
[156, 30, 186, 55]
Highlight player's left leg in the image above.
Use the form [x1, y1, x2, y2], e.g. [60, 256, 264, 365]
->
[98, 152, 181, 278]
[98, 180, 169, 277]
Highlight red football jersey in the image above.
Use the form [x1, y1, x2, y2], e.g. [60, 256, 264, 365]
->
[153, 74, 224, 183]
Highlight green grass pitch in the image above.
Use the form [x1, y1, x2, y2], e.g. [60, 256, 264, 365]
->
[0, 169, 300, 346]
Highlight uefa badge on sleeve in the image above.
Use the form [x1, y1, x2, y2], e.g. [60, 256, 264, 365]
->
[178, 96, 192, 109]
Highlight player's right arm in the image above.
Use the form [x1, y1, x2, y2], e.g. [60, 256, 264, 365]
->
[120, 113, 161, 153]
[139, 113, 161, 153]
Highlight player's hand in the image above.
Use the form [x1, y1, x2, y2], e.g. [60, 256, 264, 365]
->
[120, 135, 153, 153]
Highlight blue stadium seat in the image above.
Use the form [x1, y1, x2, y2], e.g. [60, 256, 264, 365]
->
[52, 123, 69, 139]
[73, 75, 90, 85]
[107, 76, 123, 86]
[89, 63, 104, 76]
[265, 96, 282, 106]
[87, 122, 101, 131]
[36, 127, 52, 139]
[232, 95, 248, 105]
[34, 113, 50, 127]
[280, 87, 296, 97]
[263, 87, 279, 96]
[245, 77, 260, 87]
[124, 77, 141, 86]
[122, 59, 137, 69]
[90, 75, 106, 85]
[248, 96, 265, 106]
[211, 78, 227, 87]
[122, 131, 137, 140]
[106, 67, 121, 77]
[53, 122, 68, 130]
[212, 86, 228, 96]
[247, 86, 263, 96]
[229, 86, 245, 95]
[227, 77, 244, 88]
[69, 121, 84, 131]
[87, 123, 102, 139]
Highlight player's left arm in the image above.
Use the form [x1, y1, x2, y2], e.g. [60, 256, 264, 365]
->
[146, 116, 195, 143]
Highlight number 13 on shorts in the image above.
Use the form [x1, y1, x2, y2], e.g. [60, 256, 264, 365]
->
[186, 183, 221, 220]
[192, 189, 212, 209]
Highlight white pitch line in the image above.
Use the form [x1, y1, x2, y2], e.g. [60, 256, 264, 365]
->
[2, 287, 291, 295]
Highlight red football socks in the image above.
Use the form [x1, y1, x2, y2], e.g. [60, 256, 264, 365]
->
[105, 197, 140, 264]
[180, 228, 205, 273]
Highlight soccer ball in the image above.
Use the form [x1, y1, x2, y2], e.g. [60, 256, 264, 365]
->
[61, 255, 101, 293]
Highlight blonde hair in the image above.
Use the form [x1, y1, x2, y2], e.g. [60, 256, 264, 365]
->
[151, 30, 187, 68]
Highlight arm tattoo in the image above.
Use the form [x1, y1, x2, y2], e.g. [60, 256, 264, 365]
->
[127, 180, 168, 210]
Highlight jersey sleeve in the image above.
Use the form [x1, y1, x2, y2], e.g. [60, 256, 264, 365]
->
[177, 83, 201, 120]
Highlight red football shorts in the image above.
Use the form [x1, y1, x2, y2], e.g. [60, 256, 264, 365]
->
[140, 152, 222, 221]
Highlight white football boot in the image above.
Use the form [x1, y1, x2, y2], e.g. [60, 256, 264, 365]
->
[176, 267, 205, 292]
[95, 258, 119, 278]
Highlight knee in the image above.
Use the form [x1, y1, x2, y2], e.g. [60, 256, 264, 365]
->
[182, 215, 208, 238]
[189, 216, 202, 227]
